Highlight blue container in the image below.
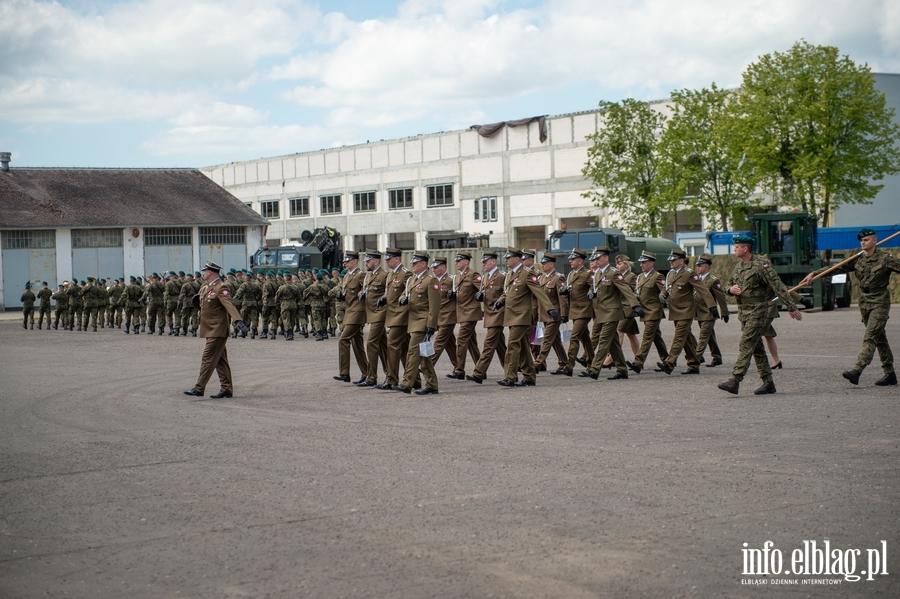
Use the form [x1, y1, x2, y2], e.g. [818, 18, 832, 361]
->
[818, 225, 900, 251]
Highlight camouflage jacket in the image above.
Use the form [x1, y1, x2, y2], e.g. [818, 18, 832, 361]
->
[728, 254, 798, 318]
[823, 249, 900, 309]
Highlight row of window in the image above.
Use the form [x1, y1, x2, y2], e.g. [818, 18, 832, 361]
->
[1, 228, 246, 249]
[259, 184, 454, 219]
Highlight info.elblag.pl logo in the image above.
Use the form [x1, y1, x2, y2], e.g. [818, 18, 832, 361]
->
[741, 540, 888, 585]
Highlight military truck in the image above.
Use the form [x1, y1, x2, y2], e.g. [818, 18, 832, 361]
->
[546, 227, 682, 275]
[251, 227, 343, 274]
[748, 212, 851, 311]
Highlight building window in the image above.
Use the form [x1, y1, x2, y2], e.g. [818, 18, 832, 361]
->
[289, 197, 310, 217]
[260, 200, 280, 219]
[1, 230, 56, 249]
[353, 191, 377, 213]
[475, 197, 498, 222]
[200, 227, 245, 245]
[389, 188, 413, 210]
[389, 232, 416, 250]
[321, 194, 342, 215]
[144, 228, 192, 246]
[353, 234, 378, 251]
[426, 184, 453, 208]
[72, 229, 122, 248]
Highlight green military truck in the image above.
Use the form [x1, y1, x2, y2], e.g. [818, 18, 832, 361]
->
[251, 227, 343, 275]
[546, 227, 682, 275]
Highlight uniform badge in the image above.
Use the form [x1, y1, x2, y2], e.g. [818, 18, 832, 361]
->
[715, 283, 721, 288]
[531, 275, 537, 282]
[763, 264, 770, 269]
[434, 284, 439, 289]
[475, 275, 482, 282]
[691, 275, 699, 280]
[221, 289, 229, 295]
[616, 275, 623, 280]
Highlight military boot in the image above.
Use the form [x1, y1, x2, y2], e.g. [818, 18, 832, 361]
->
[158, 327, 163, 335]
[842, 370, 861, 385]
[717, 378, 740, 395]
[134, 326, 140, 334]
[53, 324, 58, 330]
[141, 325, 146, 333]
[286, 331, 294, 341]
[753, 380, 776, 395]
[270, 330, 277, 340]
[240, 329, 247, 338]
[875, 372, 897, 386]
[300, 325, 308, 338]
[329, 326, 335, 336]
[168, 327, 175, 336]
[251, 330, 257, 339]
[191, 328, 197, 337]
[93, 326, 98, 332]
[124, 326, 130, 334]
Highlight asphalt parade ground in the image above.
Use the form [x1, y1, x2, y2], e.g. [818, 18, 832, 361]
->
[1, 308, 898, 598]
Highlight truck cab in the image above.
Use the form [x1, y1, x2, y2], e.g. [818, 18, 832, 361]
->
[547, 227, 681, 275]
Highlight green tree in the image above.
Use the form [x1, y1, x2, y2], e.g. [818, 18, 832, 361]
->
[582, 98, 671, 236]
[731, 40, 900, 224]
[658, 84, 759, 231]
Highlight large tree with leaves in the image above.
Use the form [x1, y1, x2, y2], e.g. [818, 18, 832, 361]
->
[582, 98, 671, 236]
[731, 41, 900, 224]
[658, 84, 759, 231]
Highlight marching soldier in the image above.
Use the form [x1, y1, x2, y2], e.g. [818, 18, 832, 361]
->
[382, 248, 413, 388]
[447, 252, 482, 380]
[303, 273, 330, 340]
[800, 227, 900, 386]
[274, 274, 298, 340]
[108, 278, 125, 329]
[613, 255, 641, 360]
[494, 248, 559, 387]
[578, 247, 642, 381]
[145, 273, 166, 334]
[261, 270, 278, 339]
[334, 251, 368, 383]
[52, 283, 69, 330]
[627, 251, 669, 374]
[36, 281, 53, 329]
[362, 250, 390, 389]
[467, 251, 506, 384]
[81, 276, 103, 331]
[179, 273, 201, 336]
[554, 249, 594, 377]
[124, 276, 144, 334]
[430, 257, 461, 372]
[657, 248, 717, 375]
[532, 253, 569, 373]
[396, 251, 440, 395]
[164, 271, 182, 335]
[693, 254, 730, 368]
[235, 272, 261, 338]
[67, 278, 83, 331]
[184, 261, 249, 399]
[21, 282, 36, 329]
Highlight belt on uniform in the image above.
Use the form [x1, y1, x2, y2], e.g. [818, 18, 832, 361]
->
[859, 286, 885, 294]
[736, 297, 764, 305]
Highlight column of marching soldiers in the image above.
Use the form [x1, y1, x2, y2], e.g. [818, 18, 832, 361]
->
[18, 267, 344, 340]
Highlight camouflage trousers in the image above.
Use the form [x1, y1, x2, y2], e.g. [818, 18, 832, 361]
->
[855, 304, 893, 374]
[732, 307, 772, 383]
[165, 301, 179, 329]
[240, 305, 259, 332]
[22, 307, 34, 327]
[181, 306, 199, 331]
[38, 307, 51, 328]
[310, 305, 327, 333]
[54, 308, 69, 329]
[281, 307, 296, 332]
[70, 305, 83, 329]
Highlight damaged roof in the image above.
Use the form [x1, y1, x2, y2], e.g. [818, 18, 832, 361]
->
[0, 168, 268, 229]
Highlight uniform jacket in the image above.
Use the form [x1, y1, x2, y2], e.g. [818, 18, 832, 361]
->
[363, 268, 388, 323]
[537, 270, 568, 323]
[435, 273, 457, 326]
[499, 265, 555, 326]
[695, 274, 729, 321]
[178, 281, 198, 308]
[565, 267, 594, 320]
[454, 268, 484, 322]
[164, 279, 181, 305]
[727, 255, 798, 318]
[146, 280, 165, 305]
[341, 268, 367, 326]
[480, 268, 506, 328]
[384, 265, 412, 327]
[198, 278, 242, 338]
[591, 265, 639, 323]
[37, 287, 53, 308]
[53, 289, 69, 309]
[663, 267, 715, 321]
[235, 279, 261, 307]
[275, 282, 297, 309]
[405, 272, 440, 333]
[618, 271, 637, 319]
[124, 283, 143, 308]
[635, 269, 665, 321]
[20, 290, 36, 309]
[823, 248, 900, 309]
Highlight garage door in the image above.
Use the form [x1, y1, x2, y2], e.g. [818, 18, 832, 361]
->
[144, 228, 193, 276]
[199, 227, 247, 271]
[72, 229, 124, 282]
[2, 230, 57, 309]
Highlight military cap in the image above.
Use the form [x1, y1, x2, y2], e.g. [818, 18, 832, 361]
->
[129, 275, 136, 281]
[316, 273, 323, 280]
[858, 227, 876, 240]
[614, 253, 631, 264]
[266, 269, 276, 276]
[202, 260, 222, 273]
[167, 270, 176, 276]
[568, 248, 587, 260]
[696, 253, 714, 266]
[341, 269, 348, 276]
[363, 249, 382, 261]
[185, 273, 194, 278]
[410, 250, 430, 263]
[24, 281, 31, 287]
[455, 251, 472, 262]
[504, 247, 523, 259]
[590, 246, 611, 260]
[150, 272, 160, 279]
[733, 233, 755, 247]
[42, 281, 48, 285]
[521, 249, 535, 259]
[541, 252, 558, 263]
[343, 251, 359, 262]
[384, 247, 402, 258]
[637, 251, 656, 262]
[481, 251, 498, 262]
[87, 276, 95, 282]
[194, 271, 202, 277]
[667, 248, 687, 260]
[80, 280, 86, 285]
[431, 256, 447, 267]
[178, 270, 185, 276]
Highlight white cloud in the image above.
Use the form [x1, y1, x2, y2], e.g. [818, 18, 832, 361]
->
[139, 123, 333, 157]
[170, 103, 266, 127]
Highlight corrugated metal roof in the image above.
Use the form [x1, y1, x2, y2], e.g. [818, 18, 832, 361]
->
[0, 168, 268, 229]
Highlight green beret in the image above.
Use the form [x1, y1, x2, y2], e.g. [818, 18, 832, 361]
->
[129, 276, 136, 281]
[168, 270, 176, 276]
[194, 271, 202, 277]
[858, 227, 876, 240]
[341, 269, 348, 276]
[266, 270, 275, 276]
[178, 270, 185, 276]
[316, 273, 323, 280]
[733, 233, 755, 246]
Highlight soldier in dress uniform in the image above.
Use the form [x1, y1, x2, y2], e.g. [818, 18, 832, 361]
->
[800, 227, 900, 386]
[532, 253, 569, 373]
[334, 251, 369, 383]
[719, 235, 802, 395]
[657, 248, 718, 375]
[429, 257, 461, 372]
[693, 254, 730, 367]
[381, 248, 414, 388]
[53, 283, 69, 330]
[578, 247, 642, 381]
[396, 251, 440, 395]
[36, 281, 53, 329]
[627, 251, 670, 374]
[494, 248, 559, 387]
[21, 282, 36, 329]
[184, 261, 248, 399]
[613, 255, 641, 360]
[554, 249, 594, 376]
[358, 251, 389, 388]
[467, 251, 507, 384]
[447, 252, 482, 380]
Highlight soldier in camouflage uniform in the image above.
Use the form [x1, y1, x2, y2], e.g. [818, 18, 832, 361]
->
[164, 271, 182, 335]
[108, 278, 125, 328]
[304, 273, 330, 340]
[719, 234, 802, 396]
[36, 281, 53, 329]
[235, 271, 262, 338]
[261, 270, 279, 339]
[80, 276, 103, 331]
[275, 275, 298, 340]
[801, 227, 900, 386]
[124, 276, 144, 334]
[144, 273, 166, 334]
[179, 273, 200, 336]
[21, 282, 36, 329]
[328, 271, 346, 334]
[52, 283, 69, 330]
[66, 279, 82, 331]
[135, 277, 147, 331]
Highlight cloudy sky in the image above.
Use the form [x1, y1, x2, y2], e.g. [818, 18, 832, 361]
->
[1, 0, 898, 168]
